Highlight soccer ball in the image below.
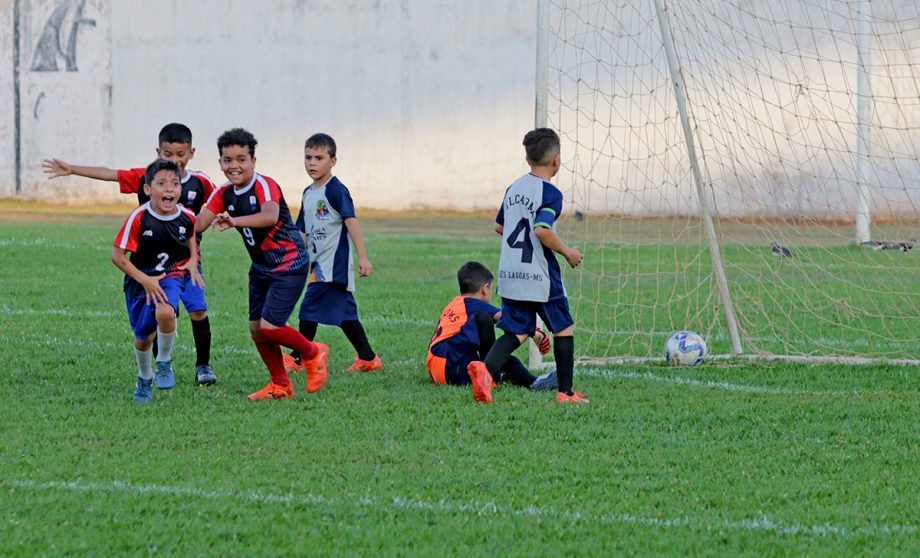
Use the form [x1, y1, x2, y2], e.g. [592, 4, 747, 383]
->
[665, 331, 706, 366]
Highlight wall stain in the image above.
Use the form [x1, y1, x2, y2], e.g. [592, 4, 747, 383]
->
[31, 0, 97, 72]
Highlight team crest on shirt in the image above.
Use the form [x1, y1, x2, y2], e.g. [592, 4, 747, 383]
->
[178, 226, 187, 241]
[250, 195, 257, 206]
[187, 191, 197, 201]
[229, 204, 235, 211]
[315, 200, 330, 220]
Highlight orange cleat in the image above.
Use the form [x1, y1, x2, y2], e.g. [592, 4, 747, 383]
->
[347, 354, 382, 372]
[304, 342, 329, 393]
[247, 382, 294, 401]
[283, 353, 304, 373]
[555, 391, 590, 404]
[466, 361, 494, 404]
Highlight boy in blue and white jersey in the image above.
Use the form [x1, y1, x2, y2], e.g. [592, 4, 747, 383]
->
[285, 133, 381, 373]
[467, 128, 587, 404]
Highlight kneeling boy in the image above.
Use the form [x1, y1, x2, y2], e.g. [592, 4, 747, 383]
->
[427, 261, 556, 390]
[111, 159, 203, 402]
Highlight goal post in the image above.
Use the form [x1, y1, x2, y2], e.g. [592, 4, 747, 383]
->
[544, 0, 920, 363]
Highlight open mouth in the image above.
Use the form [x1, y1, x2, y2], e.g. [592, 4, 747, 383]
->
[162, 195, 176, 203]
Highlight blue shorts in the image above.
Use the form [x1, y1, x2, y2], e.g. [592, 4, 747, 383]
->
[125, 276, 184, 340]
[180, 264, 208, 313]
[248, 268, 307, 326]
[496, 297, 574, 336]
[298, 282, 359, 326]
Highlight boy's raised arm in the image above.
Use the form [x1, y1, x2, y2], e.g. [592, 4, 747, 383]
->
[43, 159, 118, 181]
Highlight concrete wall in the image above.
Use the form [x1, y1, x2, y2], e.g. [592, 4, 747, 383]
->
[1, 0, 536, 209]
[4, 0, 113, 201]
[0, 1, 13, 191]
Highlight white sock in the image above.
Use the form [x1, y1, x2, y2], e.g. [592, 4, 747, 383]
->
[156, 328, 176, 362]
[135, 347, 154, 380]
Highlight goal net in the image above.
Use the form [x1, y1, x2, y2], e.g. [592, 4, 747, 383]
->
[546, 0, 920, 361]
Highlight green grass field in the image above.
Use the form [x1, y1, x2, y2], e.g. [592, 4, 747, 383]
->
[1, 204, 918, 556]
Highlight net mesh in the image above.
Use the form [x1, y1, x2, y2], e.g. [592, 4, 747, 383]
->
[548, 0, 920, 360]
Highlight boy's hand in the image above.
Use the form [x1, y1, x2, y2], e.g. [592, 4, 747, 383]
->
[358, 257, 373, 277]
[42, 158, 72, 179]
[212, 214, 236, 231]
[179, 260, 204, 288]
[139, 274, 168, 306]
[534, 327, 551, 355]
[565, 247, 584, 268]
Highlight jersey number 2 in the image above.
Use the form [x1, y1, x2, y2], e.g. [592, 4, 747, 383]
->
[506, 218, 534, 263]
[154, 252, 169, 272]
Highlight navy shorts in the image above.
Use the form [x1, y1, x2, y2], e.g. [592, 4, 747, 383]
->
[496, 297, 574, 335]
[180, 263, 207, 313]
[248, 268, 307, 326]
[427, 348, 477, 386]
[298, 281, 359, 326]
[125, 276, 184, 340]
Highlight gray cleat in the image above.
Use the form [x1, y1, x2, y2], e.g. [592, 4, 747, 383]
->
[530, 369, 558, 391]
[154, 360, 176, 390]
[195, 364, 217, 386]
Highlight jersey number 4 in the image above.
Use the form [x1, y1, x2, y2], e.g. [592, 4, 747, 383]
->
[506, 218, 534, 263]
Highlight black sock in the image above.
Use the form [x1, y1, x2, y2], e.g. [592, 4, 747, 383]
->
[341, 320, 375, 361]
[290, 320, 318, 361]
[473, 312, 496, 356]
[554, 335, 575, 395]
[191, 316, 211, 367]
[152, 335, 159, 361]
[501, 355, 537, 387]
[484, 333, 523, 381]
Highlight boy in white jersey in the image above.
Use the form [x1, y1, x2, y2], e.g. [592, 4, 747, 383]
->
[284, 133, 381, 373]
[467, 128, 586, 404]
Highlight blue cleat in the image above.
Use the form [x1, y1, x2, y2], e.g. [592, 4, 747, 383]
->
[154, 360, 176, 390]
[134, 376, 153, 403]
[195, 364, 217, 386]
[530, 369, 558, 391]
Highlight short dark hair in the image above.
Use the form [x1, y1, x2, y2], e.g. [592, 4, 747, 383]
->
[305, 133, 337, 157]
[217, 128, 258, 156]
[144, 159, 181, 185]
[158, 123, 192, 146]
[523, 128, 560, 166]
[457, 261, 493, 294]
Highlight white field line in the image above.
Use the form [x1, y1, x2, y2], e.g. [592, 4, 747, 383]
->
[0, 237, 110, 250]
[4, 479, 914, 539]
[4, 306, 912, 351]
[0, 332, 425, 369]
[0, 305, 433, 327]
[574, 368, 911, 396]
[576, 352, 920, 367]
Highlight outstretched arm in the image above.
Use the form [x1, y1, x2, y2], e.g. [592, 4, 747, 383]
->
[43, 159, 117, 181]
[535, 227, 583, 268]
[344, 217, 372, 276]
